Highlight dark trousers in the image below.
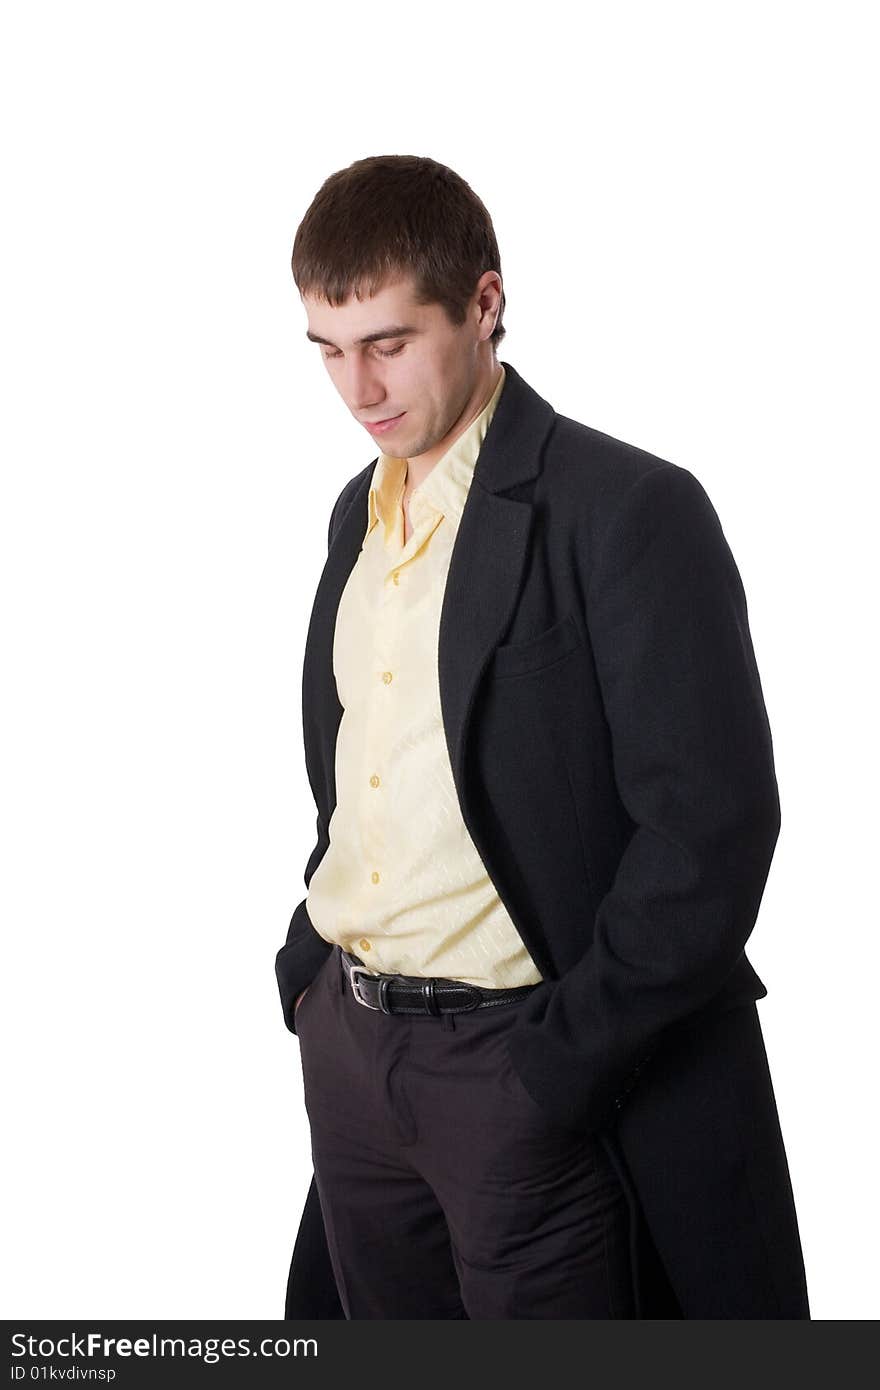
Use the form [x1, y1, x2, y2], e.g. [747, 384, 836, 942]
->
[295, 946, 635, 1319]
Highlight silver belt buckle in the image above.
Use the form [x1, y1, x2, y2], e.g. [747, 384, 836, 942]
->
[348, 962, 378, 1008]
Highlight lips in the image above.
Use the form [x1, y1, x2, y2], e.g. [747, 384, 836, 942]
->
[365, 412, 405, 433]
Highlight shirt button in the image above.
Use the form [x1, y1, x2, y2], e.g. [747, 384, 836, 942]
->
[369, 774, 380, 788]
[371, 870, 380, 884]
[382, 671, 393, 684]
[359, 938, 372, 952]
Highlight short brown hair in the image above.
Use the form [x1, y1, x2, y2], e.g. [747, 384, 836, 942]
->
[291, 154, 506, 349]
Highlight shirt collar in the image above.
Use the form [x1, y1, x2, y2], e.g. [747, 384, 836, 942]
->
[364, 364, 507, 547]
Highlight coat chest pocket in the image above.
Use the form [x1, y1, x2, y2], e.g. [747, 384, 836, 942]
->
[490, 610, 582, 679]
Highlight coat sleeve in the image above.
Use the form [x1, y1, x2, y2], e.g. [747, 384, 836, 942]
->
[505, 462, 782, 1133]
[274, 478, 357, 1033]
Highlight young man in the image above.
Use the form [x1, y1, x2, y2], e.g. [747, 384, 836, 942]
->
[275, 154, 810, 1319]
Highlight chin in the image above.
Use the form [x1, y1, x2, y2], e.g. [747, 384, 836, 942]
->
[391, 426, 420, 454]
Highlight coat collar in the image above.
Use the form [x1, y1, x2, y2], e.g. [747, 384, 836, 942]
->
[301, 359, 557, 832]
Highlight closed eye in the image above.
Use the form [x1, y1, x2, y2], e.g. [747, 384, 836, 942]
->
[322, 344, 406, 361]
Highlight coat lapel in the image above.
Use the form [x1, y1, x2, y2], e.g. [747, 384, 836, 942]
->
[303, 360, 557, 831]
[438, 482, 534, 795]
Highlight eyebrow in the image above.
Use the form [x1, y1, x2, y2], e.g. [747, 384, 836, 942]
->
[305, 324, 420, 348]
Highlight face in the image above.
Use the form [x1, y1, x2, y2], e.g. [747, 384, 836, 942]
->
[303, 271, 501, 467]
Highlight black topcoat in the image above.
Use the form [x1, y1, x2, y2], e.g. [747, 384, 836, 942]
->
[275, 360, 810, 1319]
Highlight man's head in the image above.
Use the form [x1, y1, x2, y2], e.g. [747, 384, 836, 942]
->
[292, 155, 505, 466]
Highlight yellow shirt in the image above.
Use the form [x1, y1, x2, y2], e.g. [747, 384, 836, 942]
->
[305, 364, 544, 987]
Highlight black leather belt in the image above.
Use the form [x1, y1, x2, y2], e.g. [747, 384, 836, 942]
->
[339, 949, 538, 1016]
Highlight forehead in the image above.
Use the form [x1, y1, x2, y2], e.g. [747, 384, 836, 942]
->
[303, 273, 430, 339]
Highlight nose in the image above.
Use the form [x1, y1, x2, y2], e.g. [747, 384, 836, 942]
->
[344, 356, 387, 416]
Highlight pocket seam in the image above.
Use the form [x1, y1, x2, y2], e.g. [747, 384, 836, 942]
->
[491, 610, 581, 679]
[294, 953, 330, 1030]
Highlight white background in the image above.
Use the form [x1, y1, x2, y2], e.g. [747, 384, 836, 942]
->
[1, 1, 877, 1320]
